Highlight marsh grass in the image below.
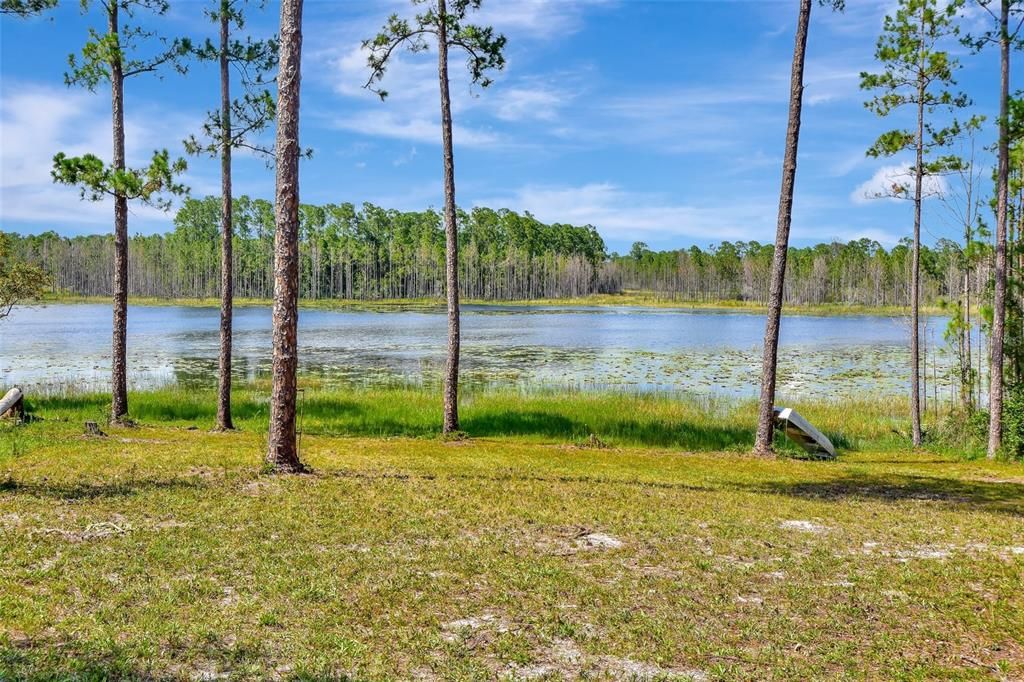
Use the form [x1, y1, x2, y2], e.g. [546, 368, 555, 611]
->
[19, 385, 923, 456]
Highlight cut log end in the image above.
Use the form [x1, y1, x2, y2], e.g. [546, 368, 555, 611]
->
[0, 387, 24, 420]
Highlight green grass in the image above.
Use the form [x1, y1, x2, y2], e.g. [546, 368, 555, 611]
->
[39, 291, 950, 317]
[1, 387, 1021, 680]
[13, 384, 919, 455]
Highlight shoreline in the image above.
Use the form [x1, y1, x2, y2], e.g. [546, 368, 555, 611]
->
[34, 292, 947, 317]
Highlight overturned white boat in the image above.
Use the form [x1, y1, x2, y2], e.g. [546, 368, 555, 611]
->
[773, 407, 836, 459]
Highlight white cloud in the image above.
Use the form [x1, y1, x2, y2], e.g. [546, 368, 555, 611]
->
[851, 164, 949, 204]
[321, 42, 513, 148]
[309, 1, 594, 149]
[327, 43, 436, 103]
[493, 86, 565, 122]
[331, 110, 501, 148]
[476, 182, 778, 242]
[0, 82, 197, 230]
[473, 0, 614, 39]
[804, 61, 865, 107]
[475, 182, 906, 248]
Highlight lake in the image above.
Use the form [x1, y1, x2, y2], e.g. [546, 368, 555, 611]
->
[0, 303, 955, 400]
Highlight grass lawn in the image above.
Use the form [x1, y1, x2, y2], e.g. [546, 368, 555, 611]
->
[1, 388, 1021, 680]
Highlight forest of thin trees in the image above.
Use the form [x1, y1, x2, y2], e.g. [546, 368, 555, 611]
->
[606, 237, 993, 307]
[4, 204, 993, 307]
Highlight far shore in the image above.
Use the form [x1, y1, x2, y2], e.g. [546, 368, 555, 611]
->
[33, 291, 950, 317]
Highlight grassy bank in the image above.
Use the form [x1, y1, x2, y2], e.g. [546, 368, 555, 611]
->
[6, 385, 928, 458]
[37, 291, 949, 317]
[0, 387, 1021, 679]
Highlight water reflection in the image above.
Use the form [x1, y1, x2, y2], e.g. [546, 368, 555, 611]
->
[0, 303, 954, 399]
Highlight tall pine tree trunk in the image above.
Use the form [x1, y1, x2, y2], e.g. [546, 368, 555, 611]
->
[754, 0, 811, 455]
[109, 1, 129, 423]
[216, 1, 235, 431]
[438, 0, 461, 434]
[988, 0, 1010, 458]
[266, 0, 305, 472]
[910, 19, 925, 448]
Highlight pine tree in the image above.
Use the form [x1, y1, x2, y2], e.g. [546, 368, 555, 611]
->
[265, 0, 306, 473]
[52, 0, 190, 424]
[860, 0, 969, 446]
[754, 0, 845, 456]
[185, 0, 278, 431]
[364, 0, 506, 434]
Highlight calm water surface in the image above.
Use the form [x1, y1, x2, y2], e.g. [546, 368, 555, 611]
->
[0, 303, 953, 399]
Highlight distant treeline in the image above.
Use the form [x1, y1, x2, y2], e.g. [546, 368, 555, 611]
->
[9, 197, 609, 301]
[605, 239, 985, 307]
[6, 196, 985, 305]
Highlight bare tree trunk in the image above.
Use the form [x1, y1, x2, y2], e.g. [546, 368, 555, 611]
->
[216, 1, 235, 431]
[988, 0, 1010, 458]
[109, 1, 129, 424]
[437, 0, 460, 434]
[910, 12, 925, 448]
[963, 263, 972, 411]
[266, 0, 305, 472]
[754, 0, 811, 456]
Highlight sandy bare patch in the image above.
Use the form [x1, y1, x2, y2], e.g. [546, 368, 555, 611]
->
[506, 638, 583, 679]
[441, 612, 511, 643]
[532, 526, 626, 556]
[410, 666, 439, 681]
[219, 586, 239, 607]
[270, 664, 296, 681]
[603, 656, 708, 681]
[191, 665, 230, 681]
[854, 541, 1024, 562]
[892, 547, 951, 562]
[778, 520, 828, 534]
[508, 637, 707, 680]
[579, 532, 624, 550]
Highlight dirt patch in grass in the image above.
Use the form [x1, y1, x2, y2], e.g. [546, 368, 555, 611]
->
[530, 525, 627, 556]
[506, 636, 708, 681]
[778, 519, 829, 534]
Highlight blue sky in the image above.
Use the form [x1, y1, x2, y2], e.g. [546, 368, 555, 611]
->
[0, 0, 1016, 254]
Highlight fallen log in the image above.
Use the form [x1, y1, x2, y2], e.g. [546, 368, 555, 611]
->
[0, 387, 23, 419]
